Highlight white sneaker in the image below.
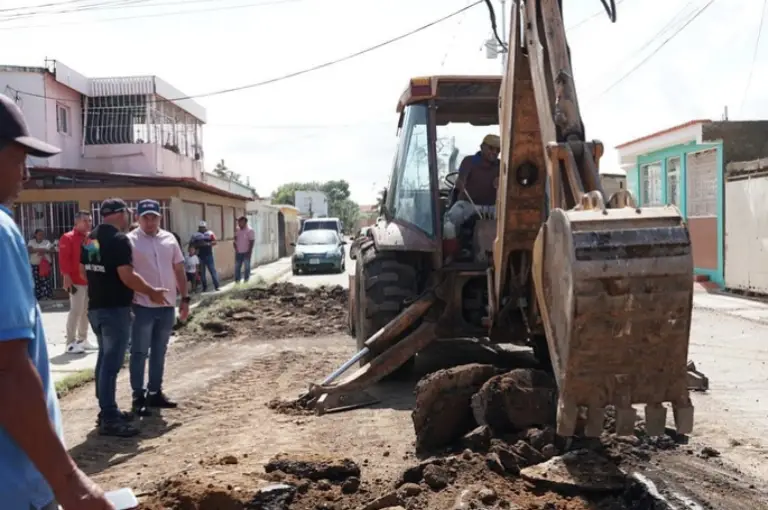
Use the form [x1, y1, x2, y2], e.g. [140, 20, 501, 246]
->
[66, 343, 85, 354]
[80, 340, 98, 351]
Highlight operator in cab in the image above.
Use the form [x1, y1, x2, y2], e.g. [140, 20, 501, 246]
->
[443, 134, 500, 259]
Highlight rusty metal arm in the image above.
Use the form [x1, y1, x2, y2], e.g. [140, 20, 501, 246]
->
[522, 0, 608, 211]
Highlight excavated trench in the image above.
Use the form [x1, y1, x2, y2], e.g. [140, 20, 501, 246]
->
[135, 285, 759, 510]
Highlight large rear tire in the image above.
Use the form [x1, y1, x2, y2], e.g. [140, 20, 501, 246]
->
[355, 240, 419, 379]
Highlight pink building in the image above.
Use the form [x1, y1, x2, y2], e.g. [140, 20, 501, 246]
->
[0, 59, 206, 180]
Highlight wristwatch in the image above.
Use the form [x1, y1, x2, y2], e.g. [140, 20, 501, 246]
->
[181, 296, 191, 304]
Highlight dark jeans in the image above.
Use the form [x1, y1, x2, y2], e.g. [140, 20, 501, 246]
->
[198, 253, 220, 290]
[234, 252, 251, 282]
[31, 502, 58, 510]
[130, 305, 175, 398]
[88, 307, 132, 422]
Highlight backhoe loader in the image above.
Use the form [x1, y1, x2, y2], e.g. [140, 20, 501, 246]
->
[301, 0, 696, 438]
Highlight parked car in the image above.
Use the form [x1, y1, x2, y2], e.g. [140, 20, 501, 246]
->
[291, 229, 347, 275]
[300, 217, 342, 235]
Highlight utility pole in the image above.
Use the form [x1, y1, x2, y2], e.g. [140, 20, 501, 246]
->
[500, 0, 507, 72]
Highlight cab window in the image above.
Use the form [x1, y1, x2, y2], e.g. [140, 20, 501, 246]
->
[390, 104, 434, 236]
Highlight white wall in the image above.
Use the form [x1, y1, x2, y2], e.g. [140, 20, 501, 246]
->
[246, 199, 279, 265]
[724, 175, 768, 293]
[295, 190, 329, 217]
[81, 143, 203, 178]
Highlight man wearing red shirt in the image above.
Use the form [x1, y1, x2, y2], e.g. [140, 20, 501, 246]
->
[58, 210, 96, 354]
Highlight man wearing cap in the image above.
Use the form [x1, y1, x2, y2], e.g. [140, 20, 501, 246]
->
[82, 198, 169, 437]
[190, 221, 220, 292]
[128, 200, 190, 415]
[0, 93, 114, 509]
[443, 134, 501, 260]
[233, 215, 255, 283]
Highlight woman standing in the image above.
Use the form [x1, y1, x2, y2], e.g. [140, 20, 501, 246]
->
[28, 228, 53, 301]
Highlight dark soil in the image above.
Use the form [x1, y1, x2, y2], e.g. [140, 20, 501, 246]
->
[186, 283, 348, 341]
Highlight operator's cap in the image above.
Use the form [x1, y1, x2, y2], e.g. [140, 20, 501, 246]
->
[198, 220, 207, 228]
[0, 93, 61, 157]
[100, 198, 129, 216]
[482, 134, 500, 149]
[137, 199, 161, 217]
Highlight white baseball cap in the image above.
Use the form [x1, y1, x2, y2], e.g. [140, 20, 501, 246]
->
[198, 220, 207, 228]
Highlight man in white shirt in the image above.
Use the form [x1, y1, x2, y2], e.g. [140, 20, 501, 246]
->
[127, 199, 190, 416]
[233, 215, 255, 283]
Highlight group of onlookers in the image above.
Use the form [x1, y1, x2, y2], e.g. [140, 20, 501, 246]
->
[0, 90, 260, 508]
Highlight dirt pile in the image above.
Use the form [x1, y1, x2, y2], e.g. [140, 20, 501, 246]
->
[138, 446, 668, 510]
[189, 283, 348, 340]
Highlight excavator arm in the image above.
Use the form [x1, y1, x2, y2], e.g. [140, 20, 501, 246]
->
[495, 0, 696, 437]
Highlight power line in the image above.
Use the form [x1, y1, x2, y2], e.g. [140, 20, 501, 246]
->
[0, 0, 158, 22]
[11, 1, 483, 104]
[622, 0, 697, 58]
[567, 0, 626, 31]
[0, 0, 96, 14]
[739, 0, 768, 115]
[594, 0, 717, 100]
[0, 0, 305, 29]
[439, 0, 472, 69]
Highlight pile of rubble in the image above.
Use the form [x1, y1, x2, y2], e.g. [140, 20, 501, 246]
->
[188, 283, 348, 340]
[138, 365, 687, 510]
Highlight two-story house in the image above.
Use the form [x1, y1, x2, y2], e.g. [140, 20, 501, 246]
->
[0, 59, 257, 289]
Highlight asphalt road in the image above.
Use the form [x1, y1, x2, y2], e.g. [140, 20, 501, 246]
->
[278, 245, 354, 289]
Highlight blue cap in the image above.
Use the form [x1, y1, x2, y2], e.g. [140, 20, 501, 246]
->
[137, 199, 161, 217]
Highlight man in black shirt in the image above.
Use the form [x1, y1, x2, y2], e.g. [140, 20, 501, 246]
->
[81, 198, 168, 437]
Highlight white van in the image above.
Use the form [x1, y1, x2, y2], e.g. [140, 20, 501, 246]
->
[301, 217, 343, 235]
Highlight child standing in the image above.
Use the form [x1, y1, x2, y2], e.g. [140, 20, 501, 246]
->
[185, 246, 200, 293]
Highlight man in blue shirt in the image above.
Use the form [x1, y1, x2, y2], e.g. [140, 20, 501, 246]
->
[0, 93, 113, 509]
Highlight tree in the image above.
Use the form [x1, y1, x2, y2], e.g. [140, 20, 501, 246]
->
[212, 159, 244, 184]
[271, 179, 359, 234]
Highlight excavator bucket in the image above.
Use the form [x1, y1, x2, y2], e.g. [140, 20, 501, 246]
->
[532, 202, 694, 438]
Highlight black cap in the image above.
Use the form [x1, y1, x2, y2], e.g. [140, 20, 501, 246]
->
[0, 93, 61, 157]
[100, 198, 129, 216]
[137, 199, 161, 217]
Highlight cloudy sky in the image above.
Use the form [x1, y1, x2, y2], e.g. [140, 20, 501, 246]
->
[0, 0, 764, 203]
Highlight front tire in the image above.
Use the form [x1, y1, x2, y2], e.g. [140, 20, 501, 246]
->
[355, 241, 418, 379]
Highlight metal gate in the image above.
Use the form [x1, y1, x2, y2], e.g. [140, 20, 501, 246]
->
[13, 201, 79, 289]
[90, 200, 172, 230]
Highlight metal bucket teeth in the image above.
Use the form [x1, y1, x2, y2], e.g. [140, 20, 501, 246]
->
[532, 205, 695, 438]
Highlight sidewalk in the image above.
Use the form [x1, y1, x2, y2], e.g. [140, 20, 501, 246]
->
[45, 257, 293, 384]
[693, 288, 768, 323]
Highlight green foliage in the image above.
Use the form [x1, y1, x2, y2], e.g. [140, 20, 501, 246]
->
[271, 179, 359, 233]
[212, 159, 245, 184]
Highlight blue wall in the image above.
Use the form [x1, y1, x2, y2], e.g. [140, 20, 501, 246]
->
[626, 141, 724, 287]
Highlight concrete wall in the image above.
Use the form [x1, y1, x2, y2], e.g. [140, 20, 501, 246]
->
[18, 185, 249, 282]
[703, 121, 768, 166]
[42, 73, 83, 170]
[0, 68, 203, 178]
[82, 143, 203, 179]
[246, 200, 280, 266]
[0, 70, 85, 169]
